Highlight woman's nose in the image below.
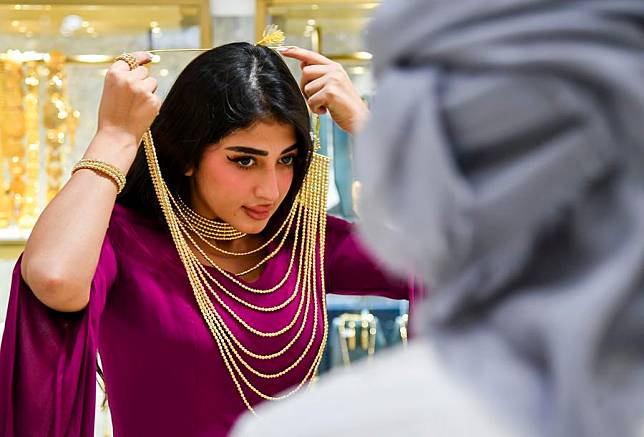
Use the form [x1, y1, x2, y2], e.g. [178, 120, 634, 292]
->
[255, 168, 280, 202]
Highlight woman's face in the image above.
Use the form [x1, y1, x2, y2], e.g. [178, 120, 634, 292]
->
[186, 119, 299, 235]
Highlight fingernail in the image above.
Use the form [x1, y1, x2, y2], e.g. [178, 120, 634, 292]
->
[276, 47, 290, 52]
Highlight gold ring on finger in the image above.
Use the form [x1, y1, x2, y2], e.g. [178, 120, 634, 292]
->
[115, 53, 138, 71]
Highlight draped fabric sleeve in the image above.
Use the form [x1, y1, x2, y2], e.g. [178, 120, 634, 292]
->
[0, 235, 118, 437]
[325, 215, 423, 308]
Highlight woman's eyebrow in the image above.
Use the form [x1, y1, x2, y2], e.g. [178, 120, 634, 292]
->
[224, 143, 298, 156]
[281, 144, 298, 154]
[225, 146, 268, 156]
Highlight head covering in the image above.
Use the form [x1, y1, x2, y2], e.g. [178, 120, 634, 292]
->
[355, 1, 644, 436]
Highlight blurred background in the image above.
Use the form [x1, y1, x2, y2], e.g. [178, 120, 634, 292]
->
[0, 1, 407, 435]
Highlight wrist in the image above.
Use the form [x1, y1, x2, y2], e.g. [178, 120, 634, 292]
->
[85, 130, 141, 173]
[349, 105, 369, 134]
[94, 128, 140, 149]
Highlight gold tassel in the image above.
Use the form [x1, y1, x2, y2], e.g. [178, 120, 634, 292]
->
[256, 24, 286, 47]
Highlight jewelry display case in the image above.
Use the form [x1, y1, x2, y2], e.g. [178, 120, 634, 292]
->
[0, 0, 212, 258]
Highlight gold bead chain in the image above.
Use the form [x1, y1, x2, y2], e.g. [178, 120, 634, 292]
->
[177, 197, 298, 276]
[142, 124, 330, 415]
[172, 193, 247, 240]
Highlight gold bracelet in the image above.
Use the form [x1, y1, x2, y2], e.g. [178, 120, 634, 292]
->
[72, 159, 126, 194]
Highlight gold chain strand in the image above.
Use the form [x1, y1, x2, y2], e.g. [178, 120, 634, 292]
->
[185, 218, 298, 294]
[184, 224, 308, 338]
[190, 207, 313, 360]
[174, 191, 297, 257]
[174, 194, 244, 233]
[176, 192, 297, 273]
[172, 193, 246, 240]
[173, 194, 245, 239]
[223, 171, 327, 398]
[172, 190, 299, 260]
[311, 153, 330, 377]
[190, 220, 320, 402]
[186, 181, 324, 396]
[166, 178, 299, 294]
[200, 173, 325, 411]
[180, 216, 305, 314]
[192, 254, 315, 365]
[180, 208, 302, 311]
[181, 205, 297, 279]
[202, 207, 321, 398]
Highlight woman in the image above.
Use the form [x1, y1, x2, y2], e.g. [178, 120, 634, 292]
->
[0, 42, 413, 436]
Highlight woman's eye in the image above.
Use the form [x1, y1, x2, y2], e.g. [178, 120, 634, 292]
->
[280, 156, 295, 166]
[229, 156, 255, 168]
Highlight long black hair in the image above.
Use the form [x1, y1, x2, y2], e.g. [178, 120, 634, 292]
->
[117, 42, 313, 235]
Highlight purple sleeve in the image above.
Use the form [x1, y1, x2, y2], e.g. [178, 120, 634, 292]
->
[325, 216, 417, 302]
[0, 236, 117, 437]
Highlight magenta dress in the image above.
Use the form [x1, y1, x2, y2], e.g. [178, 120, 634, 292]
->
[0, 204, 415, 436]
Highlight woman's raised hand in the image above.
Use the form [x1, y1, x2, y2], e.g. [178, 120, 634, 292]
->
[96, 51, 161, 149]
[280, 47, 368, 134]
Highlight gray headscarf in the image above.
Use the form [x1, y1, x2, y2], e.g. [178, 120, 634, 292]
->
[355, 1, 644, 436]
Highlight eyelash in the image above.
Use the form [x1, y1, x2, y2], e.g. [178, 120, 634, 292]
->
[227, 155, 297, 170]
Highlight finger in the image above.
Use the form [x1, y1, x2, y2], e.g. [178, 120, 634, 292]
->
[112, 51, 153, 72]
[301, 64, 335, 83]
[300, 64, 335, 94]
[139, 76, 158, 94]
[307, 89, 329, 115]
[279, 46, 334, 66]
[131, 51, 153, 65]
[129, 65, 150, 81]
[303, 75, 327, 99]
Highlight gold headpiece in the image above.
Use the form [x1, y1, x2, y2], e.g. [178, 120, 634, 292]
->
[139, 25, 330, 415]
[149, 25, 293, 55]
[255, 24, 286, 47]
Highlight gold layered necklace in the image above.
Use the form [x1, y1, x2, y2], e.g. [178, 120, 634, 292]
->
[141, 114, 330, 414]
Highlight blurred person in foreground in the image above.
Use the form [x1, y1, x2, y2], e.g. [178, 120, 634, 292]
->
[233, 1, 644, 436]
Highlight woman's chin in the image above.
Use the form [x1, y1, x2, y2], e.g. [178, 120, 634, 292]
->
[234, 219, 269, 235]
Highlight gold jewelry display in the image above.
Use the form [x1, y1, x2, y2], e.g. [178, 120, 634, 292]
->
[0, 62, 8, 228]
[72, 159, 126, 194]
[0, 58, 20, 228]
[20, 61, 41, 229]
[336, 312, 377, 367]
[0, 51, 79, 229]
[397, 313, 409, 346]
[130, 26, 332, 414]
[44, 51, 69, 202]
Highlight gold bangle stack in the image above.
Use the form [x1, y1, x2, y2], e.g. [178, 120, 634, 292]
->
[72, 159, 126, 194]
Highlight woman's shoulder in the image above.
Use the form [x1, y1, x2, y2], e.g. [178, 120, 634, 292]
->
[107, 203, 166, 243]
[325, 214, 354, 242]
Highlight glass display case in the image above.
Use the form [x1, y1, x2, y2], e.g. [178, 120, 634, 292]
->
[0, 0, 212, 258]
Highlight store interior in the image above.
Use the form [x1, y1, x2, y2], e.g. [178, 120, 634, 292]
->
[0, 2, 407, 435]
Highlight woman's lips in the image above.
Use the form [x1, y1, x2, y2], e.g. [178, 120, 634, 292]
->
[243, 206, 271, 220]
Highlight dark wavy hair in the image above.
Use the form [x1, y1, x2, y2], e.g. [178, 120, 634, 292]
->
[117, 42, 313, 235]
